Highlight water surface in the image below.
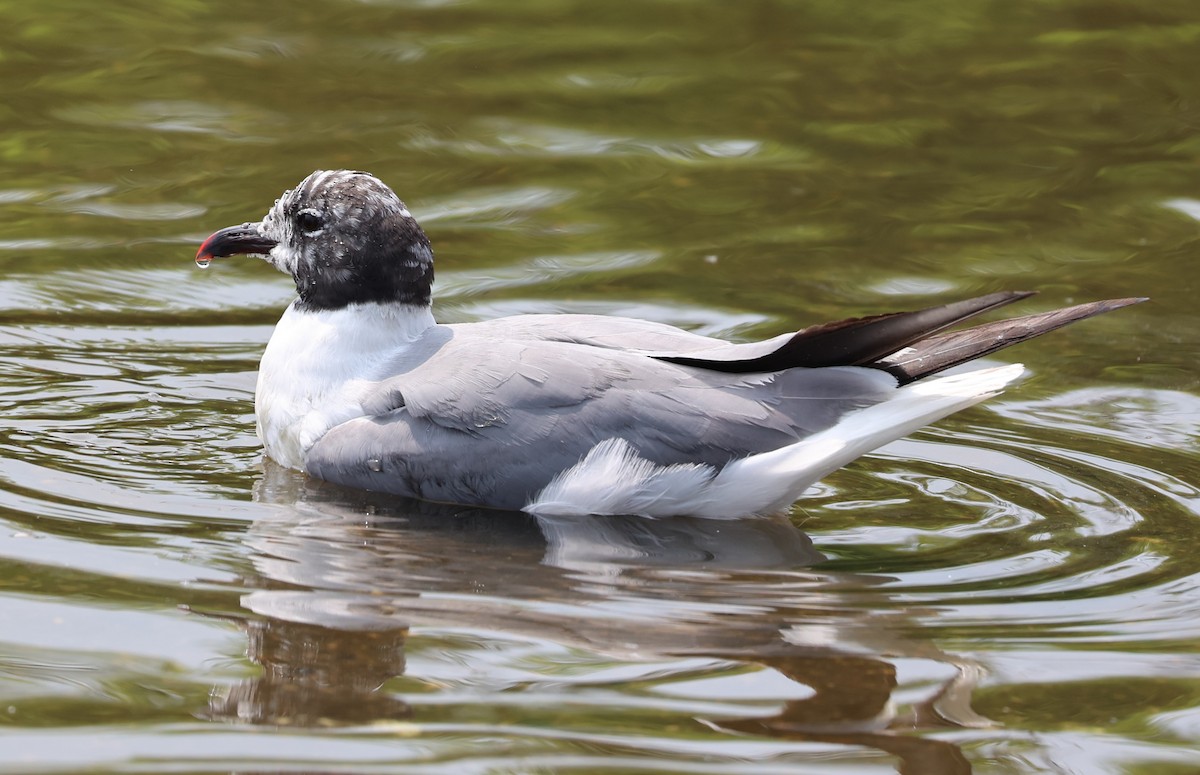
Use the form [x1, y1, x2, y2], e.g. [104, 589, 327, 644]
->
[2, 1, 1200, 773]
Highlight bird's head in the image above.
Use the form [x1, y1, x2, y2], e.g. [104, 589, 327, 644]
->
[196, 170, 434, 310]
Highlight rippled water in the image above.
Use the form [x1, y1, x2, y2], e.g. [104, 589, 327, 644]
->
[2, 1, 1200, 773]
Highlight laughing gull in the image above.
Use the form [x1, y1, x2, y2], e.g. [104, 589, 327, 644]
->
[196, 170, 1144, 518]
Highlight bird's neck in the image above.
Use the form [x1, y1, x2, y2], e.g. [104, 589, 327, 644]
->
[268, 300, 437, 371]
[260, 297, 439, 395]
[293, 299, 435, 335]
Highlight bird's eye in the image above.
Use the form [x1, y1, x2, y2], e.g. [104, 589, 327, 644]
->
[296, 210, 324, 234]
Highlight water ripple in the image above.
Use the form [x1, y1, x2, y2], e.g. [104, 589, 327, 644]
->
[407, 118, 813, 167]
[54, 100, 275, 141]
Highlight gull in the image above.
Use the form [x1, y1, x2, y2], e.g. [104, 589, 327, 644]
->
[196, 170, 1143, 518]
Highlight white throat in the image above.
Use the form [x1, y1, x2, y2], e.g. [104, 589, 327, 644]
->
[255, 301, 436, 469]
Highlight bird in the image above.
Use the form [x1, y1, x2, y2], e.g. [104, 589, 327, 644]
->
[195, 169, 1144, 519]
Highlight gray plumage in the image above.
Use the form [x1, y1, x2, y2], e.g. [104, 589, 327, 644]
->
[307, 318, 895, 509]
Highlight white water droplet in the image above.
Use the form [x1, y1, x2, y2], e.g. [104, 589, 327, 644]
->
[473, 412, 500, 428]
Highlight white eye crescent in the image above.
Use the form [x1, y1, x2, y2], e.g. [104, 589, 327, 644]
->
[296, 209, 325, 235]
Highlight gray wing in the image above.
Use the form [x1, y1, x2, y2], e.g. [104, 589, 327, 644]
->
[441, 295, 1034, 374]
[305, 328, 895, 510]
[451, 313, 797, 360]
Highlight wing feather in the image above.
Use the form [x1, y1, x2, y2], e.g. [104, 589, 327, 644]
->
[305, 330, 895, 508]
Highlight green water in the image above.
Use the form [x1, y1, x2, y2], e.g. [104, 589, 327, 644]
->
[2, 1, 1199, 773]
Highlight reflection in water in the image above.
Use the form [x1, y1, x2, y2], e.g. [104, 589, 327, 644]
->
[208, 618, 411, 727]
[211, 462, 989, 774]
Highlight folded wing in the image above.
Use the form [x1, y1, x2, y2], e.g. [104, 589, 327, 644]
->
[304, 334, 896, 508]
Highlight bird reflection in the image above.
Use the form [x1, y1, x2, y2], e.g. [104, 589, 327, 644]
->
[209, 617, 411, 727]
[210, 461, 983, 774]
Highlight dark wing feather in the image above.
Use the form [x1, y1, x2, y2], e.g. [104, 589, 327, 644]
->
[873, 297, 1148, 384]
[652, 292, 1146, 381]
[653, 291, 1033, 372]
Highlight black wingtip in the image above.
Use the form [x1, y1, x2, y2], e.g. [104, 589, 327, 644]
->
[657, 290, 1043, 374]
[876, 295, 1148, 385]
[653, 292, 1145, 379]
[1112, 296, 1151, 307]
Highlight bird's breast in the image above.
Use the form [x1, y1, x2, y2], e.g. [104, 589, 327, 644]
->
[253, 302, 435, 470]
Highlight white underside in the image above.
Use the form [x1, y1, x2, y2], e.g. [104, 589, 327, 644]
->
[524, 363, 1026, 519]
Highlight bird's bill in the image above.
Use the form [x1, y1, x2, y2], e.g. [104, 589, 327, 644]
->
[195, 222, 278, 266]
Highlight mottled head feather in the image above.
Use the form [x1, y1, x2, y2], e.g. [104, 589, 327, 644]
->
[257, 170, 434, 310]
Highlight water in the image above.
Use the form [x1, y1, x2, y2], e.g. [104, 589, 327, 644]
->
[2, 1, 1200, 773]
